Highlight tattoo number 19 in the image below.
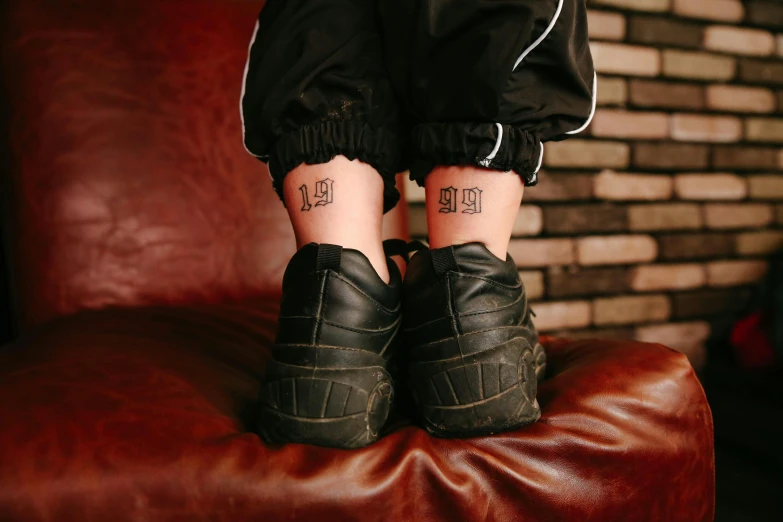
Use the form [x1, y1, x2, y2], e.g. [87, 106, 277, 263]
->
[299, 178, 334, 211]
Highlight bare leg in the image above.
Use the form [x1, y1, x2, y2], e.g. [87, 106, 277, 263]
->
[283, 155, 389, 282]
[425, 166, 525, 260]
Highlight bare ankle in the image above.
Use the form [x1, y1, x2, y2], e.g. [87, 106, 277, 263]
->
[283, 157, 390, 283]
[424, 166, 524, 262]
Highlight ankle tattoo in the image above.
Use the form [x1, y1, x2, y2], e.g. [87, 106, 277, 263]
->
[299, 178, 334, 211]
[439, 186, 457, 213]
[462, 187, 483, 214]
[438, 186, 483, 214]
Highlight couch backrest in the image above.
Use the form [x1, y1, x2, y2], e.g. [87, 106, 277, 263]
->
[1, 0, 407, 330]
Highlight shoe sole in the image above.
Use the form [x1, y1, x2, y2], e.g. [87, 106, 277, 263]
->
[258, 345, 393, 449]
[409, 328, 545, 438]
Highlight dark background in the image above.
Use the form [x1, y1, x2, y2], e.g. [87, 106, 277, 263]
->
[1, 82, 12, 345]
[0, 199, 12, 345]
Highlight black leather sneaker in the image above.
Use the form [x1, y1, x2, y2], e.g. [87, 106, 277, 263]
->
[403, 243, 546, 438]
[258, 243, 401, 449]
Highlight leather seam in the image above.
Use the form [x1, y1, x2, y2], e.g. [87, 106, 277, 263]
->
[379, 321, 402, 357]
[458, 292, 527, 318]
[451, 273, 522, 291]
[403, 293, 526, 331]
[277, 315, 401, 335]
[446, 273, 460, 337]
[412, 325, 535, 349]
[312, 273, 328, 346]
[403, 316, 452, 332]
[320, 315, 402, 336]
[274, 343, 379, 354]
[313, 272, 330, 388]
[448, 274, 483, 418]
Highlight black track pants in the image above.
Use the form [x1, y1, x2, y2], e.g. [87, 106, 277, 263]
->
[241, 0, 595, 213]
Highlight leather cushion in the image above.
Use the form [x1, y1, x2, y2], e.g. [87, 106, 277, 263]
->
[1, 0, 407, 329]
[1, 0, 295, 328]
[0, 302, 715, 521]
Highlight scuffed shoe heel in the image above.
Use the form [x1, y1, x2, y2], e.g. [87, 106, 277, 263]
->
[259, 358, 393, 449]
[410, 331, 542, 438]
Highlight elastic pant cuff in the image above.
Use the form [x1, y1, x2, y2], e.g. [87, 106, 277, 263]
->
[409, 122, 542, 187]
[268, 121, 402, 213]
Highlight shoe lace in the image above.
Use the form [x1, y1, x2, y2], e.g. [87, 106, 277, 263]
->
[382, 239, 427, 264]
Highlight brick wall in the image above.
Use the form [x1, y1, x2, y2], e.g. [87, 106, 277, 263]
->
[405, 0, 783, 368]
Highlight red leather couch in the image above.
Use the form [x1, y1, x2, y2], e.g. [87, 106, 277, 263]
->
[0, 1, 715, 520]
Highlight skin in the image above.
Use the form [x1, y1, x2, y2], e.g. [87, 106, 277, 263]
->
[283, 156, 390, 282]
[425, 166, 525, 261]
[284, 158, 525, 279]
